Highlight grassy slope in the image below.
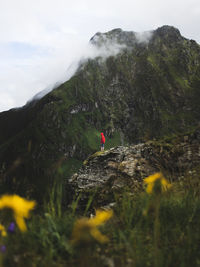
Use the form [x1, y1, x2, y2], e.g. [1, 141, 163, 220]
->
[2, 170, 200, 267]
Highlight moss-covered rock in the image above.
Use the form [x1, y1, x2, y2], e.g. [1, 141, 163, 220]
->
[69, 126, 200, 208]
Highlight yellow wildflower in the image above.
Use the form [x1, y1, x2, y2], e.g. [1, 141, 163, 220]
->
[89, 209, 113, 226]
[144, 172, 171, 194]
[0, 195, 36, 232]
[0, 224, 7, 237]
[71, 209, 113, 244]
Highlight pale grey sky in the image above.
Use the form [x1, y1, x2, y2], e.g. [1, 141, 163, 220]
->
[0, 0, 200, 111]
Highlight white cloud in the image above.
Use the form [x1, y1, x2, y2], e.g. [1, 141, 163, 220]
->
[0, 0, 200, 111]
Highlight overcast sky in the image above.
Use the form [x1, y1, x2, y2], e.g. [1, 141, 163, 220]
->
[0, 0, 200, 111]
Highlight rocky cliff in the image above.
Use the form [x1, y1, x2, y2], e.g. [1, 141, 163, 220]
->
[0, 25, 200, 201]
[69, 126, 200, 208]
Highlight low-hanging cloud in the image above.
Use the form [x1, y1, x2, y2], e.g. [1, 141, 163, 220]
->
[31, 28, 154, 102]
[135, 30, 153, 43]
[29, 34, 127, 102]
[4, 28, 154, 108]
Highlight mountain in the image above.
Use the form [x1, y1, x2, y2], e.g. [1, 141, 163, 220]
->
[0, 25, 200, 201]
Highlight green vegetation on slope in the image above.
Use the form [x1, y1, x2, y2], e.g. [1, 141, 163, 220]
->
[2, 170, 200, 267]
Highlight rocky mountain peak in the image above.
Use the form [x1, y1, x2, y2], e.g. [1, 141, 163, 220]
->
[153, 25, 184, 43]
[90, 28, 137, 48]
[90, 25, 184, 49]
[155, 25, 181, 36]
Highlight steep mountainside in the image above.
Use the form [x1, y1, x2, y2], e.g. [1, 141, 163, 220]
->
[0, 25, 200, 201]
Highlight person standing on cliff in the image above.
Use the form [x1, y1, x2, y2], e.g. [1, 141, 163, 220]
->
[100, 132, 105, 151]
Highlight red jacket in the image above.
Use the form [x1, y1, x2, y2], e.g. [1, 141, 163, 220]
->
[100, 133, 105, 144]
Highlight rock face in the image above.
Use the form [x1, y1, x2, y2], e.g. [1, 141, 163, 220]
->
[69, 127, 200, 207]
[0, 25, 200, 201]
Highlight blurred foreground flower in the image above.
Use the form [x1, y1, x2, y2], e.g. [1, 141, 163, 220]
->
[0, 224, 7, 237]
[8, 222, 15, 233]
[71, 209, 113, 244]
[0, 245, 6, 253]
[144, 172, 171, 194]
[0, 195, 36, 232]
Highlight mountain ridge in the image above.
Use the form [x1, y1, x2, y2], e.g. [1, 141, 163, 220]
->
[0, 25, 200, 201]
